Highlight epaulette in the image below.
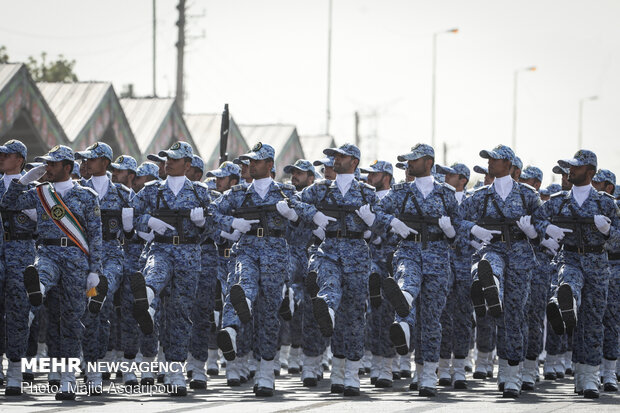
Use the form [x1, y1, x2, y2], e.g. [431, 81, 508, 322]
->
[362, 182, 375, 191]
[80, 186, 99, 197]
[210, 189, 221, 197]
[473, 185, 490, 192]
[193, 181, 208, 189]
[441, 182, 456, 192]
[231, 184, 245, 191]
[599, 191, 615, 199]
[393, 183, 406, 190]
[116, 183, 131, 193]
[316, 179, 331, 185]
[279, 182, 295, 191]
[519, 182, 538, 192]
[144, 180, 158, 187]
[549, 191, 565, 198]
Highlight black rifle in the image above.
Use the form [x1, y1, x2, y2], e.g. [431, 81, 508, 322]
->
[550, 216, 595, 248]
[219, 104, 230, 164]
[475, 217, 524, 248]
[317, 204, 361, 236]
[397, 213, 440, 248]
[231, 204, 279, 236]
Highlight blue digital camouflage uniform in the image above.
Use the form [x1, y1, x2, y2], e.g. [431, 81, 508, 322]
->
[297, 175, 383, 362]
[1, 146, 103, 360]
[132, 173, 225, 362]
[215, 178, 300, 361]
[460, 153, 542, 364]
[378, 179, 461, 363]
[604, 199, 620, 363]
[534, 169, 620, 365]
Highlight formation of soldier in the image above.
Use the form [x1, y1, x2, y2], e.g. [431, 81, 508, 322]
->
[0, 137, 618, 401]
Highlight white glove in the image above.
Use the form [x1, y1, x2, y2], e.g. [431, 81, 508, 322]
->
[390, 218, 418, 239]
[363, 230, 372, 239]
[355, 204, 376, 226]
[289, 287, 295, 316]
[372, 236, 382, 245]
[214, 310, 221, 328]
[469, 239, 483, 250]
[545, 224, 573, 242]
[148, 217, 175, 235]
[122, 207, 133, 232]
[276, 200, 298, 222]
[471, 225, 501, 243]
[18, 164, 47, 185]
[594, 215, 611, 235]
[312, 227, 325, 240]
[516, 215, 538, 239]
[438, 216, 456, 238]
[190, 207, 206, 227]
[137, 230, 155, 242]
[312, 211, 337, 229]
[220, 230, 242, 242]
[541, 237, 560, 254]
[231, 218, 259, 233]
[86, 272, 100, 290]
[23, 209, 37, 222]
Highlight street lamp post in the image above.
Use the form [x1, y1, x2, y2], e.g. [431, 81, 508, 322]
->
[578, 96, 598, 149]
[431, 27, 458, 149]
[512, 66, 536, 151]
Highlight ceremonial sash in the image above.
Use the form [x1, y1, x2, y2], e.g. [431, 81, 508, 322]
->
[36, 182, 90, 255]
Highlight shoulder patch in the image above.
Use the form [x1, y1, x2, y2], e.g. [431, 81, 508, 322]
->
[393, 183, 405, 190]
[81, 186, 98, 197]
[210, 189, 221, 197]
[519, 182, 538, 192]
[194, 181, 208, 189]
[316, 179, 331, 185]
[232, 184, 245, 191]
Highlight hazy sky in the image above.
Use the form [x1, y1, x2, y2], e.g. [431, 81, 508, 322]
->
[2, 0, 619, 185]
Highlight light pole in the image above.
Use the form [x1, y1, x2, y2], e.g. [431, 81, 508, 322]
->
[326, 0, 333, 136]
[578, 95, 598, 149]
[431, 27, 458, 149]
[511, 66, 536, 151]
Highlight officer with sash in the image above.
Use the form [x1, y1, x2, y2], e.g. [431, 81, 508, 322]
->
[0, 139, 39, 396]
[2, 145, 103, 400]
[538, 150, 619, 398]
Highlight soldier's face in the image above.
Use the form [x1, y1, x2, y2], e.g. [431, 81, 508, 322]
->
[483, 174, 494, 185]
[445, 173, 465, 190]
[323, 166, 336, 180]
[560, 173, 572, 190]
[87, 157, 108, 176]
[185, 166, 203, 182]
[0, 152, 24, 173]
[367, 172, 388, 191]
[133, 175, 152, 192]
[165, 157, 190, 177]
[80, 160, 91, 179]
[519, 177, 541, 190]
[249, 158, 272, 179]
[568, 165, 593, 186]
[45, 161, 70, 183]
[291, 169, 312, 190]
[488, 158, 511, 178]
[240, 163, 251, 180]
[334, 154, 358, 175]
[592, 181, 605, 191]
[407, 158, 431, 178]
[216, 176, 234, 192]
[112, 168, 132, 186]
[510, 166, 521, 180]
[157, 161, 166, 179]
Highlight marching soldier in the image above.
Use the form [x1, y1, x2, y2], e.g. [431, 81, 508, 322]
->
[2, 145, 104, 400]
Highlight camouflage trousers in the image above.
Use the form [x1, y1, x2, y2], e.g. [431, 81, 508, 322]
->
[603, 260, 620, 360]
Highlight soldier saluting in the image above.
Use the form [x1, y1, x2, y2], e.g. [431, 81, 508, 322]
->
[1, 145, 104, 401]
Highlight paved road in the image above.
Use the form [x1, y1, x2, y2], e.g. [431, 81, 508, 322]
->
[1, 368, 618, 412]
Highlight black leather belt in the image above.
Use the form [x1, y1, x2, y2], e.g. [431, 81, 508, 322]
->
[245, 228, 285, 237]
[608, 252, 620, 260]
[563, 244, 605, 254]
[325, 230, 364, 239]
[126, 237, 146, 245]
[4, 233, 35, 241]
[153, 234, 199, 245]
[404, 232, 446, 243]
[490, 232, 528, 243]
[38, 238, 79, 248]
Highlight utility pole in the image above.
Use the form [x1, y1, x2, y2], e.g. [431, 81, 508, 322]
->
[354, 111, 360, 148]
[175, 0, 186, 113]
[152, 0, 157, 97]
[326, 0, 333, 135]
